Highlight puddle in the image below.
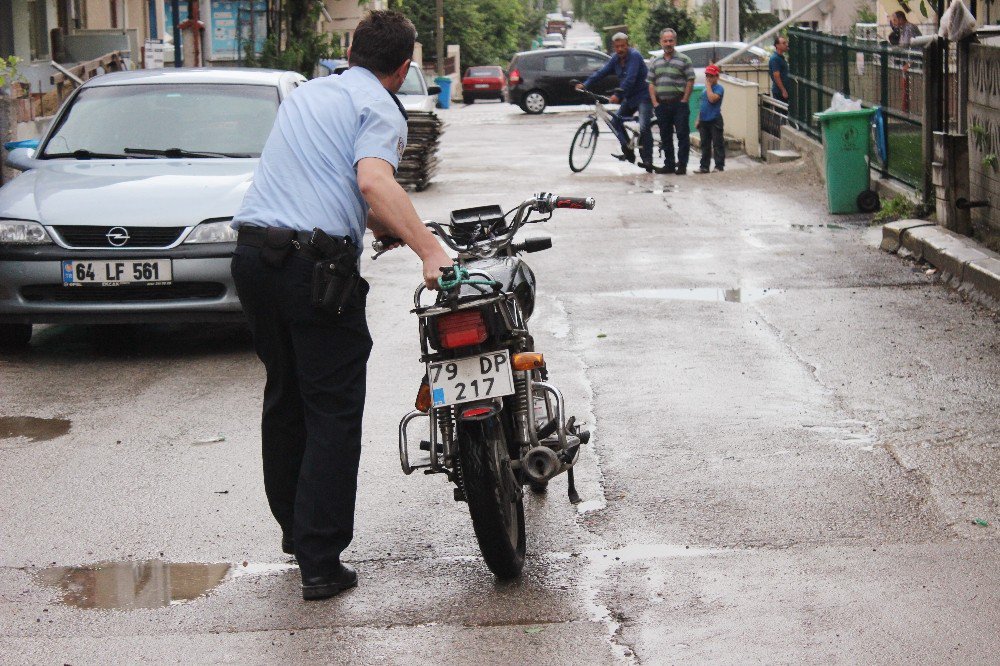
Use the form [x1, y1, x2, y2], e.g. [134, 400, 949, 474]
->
[36, 560, 231, 609]
[610, 287, 782, 303]
[0, 416, 71, 442]
[626, 186, 677, 194]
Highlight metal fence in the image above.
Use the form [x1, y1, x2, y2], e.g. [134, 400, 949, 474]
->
[786, 27, 924, 188]
[759, 94, 789, 155]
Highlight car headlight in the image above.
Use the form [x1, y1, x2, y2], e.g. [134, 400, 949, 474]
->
[184, 220, 238, 244]
[0, 220, 53, 245]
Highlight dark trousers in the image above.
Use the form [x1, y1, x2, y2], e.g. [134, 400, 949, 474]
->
[698, 117, 725, 170]
[609, 98, 653, 163]
[231, 245, 372, 580]
[654, 100, 691, 169]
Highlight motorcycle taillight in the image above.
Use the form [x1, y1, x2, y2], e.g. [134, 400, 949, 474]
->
[436, 310, 487, 349]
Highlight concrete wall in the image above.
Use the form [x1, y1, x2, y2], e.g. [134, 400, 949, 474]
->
[719, 75, 760, 158]
[967, 44, 1000, 252]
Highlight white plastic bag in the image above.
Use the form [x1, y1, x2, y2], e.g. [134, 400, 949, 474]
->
[825, 92, 863, 113]
[939, 0, 977, 41]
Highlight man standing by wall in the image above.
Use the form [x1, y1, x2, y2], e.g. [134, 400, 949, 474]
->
[230, 9, 451, 601]
[576, 32, 652, 170]
[648, 28, 695, 175]
[769, 35, 790, 104]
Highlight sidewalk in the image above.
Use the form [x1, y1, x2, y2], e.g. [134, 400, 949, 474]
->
[881, 220, 1000, 307]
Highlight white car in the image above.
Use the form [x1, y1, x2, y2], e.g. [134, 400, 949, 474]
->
[319, 59, 440, 113]
[542, 33, 566, 49]
[572, 38, 603, 51]
[0, 68, 305, 347]
[648, 41, 769, 84]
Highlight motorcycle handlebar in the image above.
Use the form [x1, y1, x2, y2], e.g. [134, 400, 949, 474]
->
[554, 196, 595, 210]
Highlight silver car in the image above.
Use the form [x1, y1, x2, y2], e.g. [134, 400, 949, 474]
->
[0, 68, 306, 347]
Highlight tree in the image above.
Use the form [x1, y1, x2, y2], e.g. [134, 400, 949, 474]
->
[645, 1, 696, 46]
[244, 0, 339, 77]
[739, 0, 779, 40]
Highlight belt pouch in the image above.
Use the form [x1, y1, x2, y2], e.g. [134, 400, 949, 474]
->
[312, 259, 358, 315]
[261, 227, 296, 268]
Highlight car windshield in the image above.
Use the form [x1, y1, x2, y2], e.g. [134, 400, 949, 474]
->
[398, 67, 425, 95]
[42, 83, 280, 159]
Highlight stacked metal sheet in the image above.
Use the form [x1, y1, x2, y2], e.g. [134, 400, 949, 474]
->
[396, 111, 443, 191]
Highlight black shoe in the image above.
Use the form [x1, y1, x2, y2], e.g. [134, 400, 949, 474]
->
[302, 563, 358, 600]
[637, 160, 655, 172]
[715, 166, 725, 172]
[696, 167, 710, 174]
[675, 166, 687, 175]
[655, 164, 675, 175]
[281, 536, 295, 555]
[612, 148, 636, 163]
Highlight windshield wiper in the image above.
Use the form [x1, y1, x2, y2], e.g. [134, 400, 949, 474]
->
[44, 149, 133, 159]
[123, 147, 251, 158]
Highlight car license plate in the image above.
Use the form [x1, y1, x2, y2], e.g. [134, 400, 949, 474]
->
[428, 351, 514, 407]
[474, 83, 489, 88]
[62, 259, 172, 286]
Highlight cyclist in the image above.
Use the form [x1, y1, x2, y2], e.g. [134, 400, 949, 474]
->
[575, 32, 653, 171]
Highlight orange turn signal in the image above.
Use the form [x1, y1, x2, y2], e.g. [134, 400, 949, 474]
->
[512, 352, 545, 371]
[415, 381, 432, 413]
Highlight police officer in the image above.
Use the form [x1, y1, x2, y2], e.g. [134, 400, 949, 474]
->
[230, 9, 451, 601]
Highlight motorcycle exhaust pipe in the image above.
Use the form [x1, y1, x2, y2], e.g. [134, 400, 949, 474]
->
[522, 445, 563, 483]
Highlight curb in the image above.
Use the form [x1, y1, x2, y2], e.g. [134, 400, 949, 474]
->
[881, 220, 1000, 304]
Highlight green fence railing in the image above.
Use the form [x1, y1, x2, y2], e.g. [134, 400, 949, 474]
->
[787, 27, 924, 188]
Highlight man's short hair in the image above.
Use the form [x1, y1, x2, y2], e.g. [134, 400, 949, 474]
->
[660, 28, 677, 39]
[893, 10, 907, 21]
[612, 32, 629, 42]
[349, 10, 416, 77]
[774, 35, 786, 47]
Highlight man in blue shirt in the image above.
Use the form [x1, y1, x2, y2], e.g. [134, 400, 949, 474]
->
[769, 35, 790, 102]
[231, 10, 451, 601]
[576, 32, 653, 170]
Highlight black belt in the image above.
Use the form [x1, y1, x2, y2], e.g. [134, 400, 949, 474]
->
[236, 225, 360, 268]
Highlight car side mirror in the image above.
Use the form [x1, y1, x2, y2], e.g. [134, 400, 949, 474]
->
[427, 85, 441, 95]
[4, 147, 40, 171]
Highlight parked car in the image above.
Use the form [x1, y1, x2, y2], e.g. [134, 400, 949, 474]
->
[319, 59, 440, 113]
[648, 41, 768, 84]
[507, 48, 616, 114]
[571, 37, 603, 51]
[541, 33, 566, 49]
[461, 65, 506, 104]
[0, 68, 306, 347]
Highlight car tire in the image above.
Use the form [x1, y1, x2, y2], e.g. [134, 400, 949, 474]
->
[463, 95, 472, 105]
[0, 323, 32, 349]
[521, 90, 547, 114]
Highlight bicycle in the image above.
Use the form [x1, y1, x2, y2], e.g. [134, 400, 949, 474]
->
[569, 85, 660, 173]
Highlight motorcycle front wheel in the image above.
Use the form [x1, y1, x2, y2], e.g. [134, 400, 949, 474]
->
[457, 416, 526, 579]
[569, 120, 599, 172]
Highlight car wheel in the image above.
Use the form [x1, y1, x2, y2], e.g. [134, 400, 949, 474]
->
[463, 95, 472, 105]
[0, 323, 32, 349]
[521, 90, 547, 114]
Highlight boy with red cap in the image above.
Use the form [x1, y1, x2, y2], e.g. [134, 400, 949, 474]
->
[696, 64, 725, 173]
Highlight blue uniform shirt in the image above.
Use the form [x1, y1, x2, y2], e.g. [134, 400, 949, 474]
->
[232, 66, 408, 255]
[699, 83, 723, 122]
[769, 52, 789, 99]
[584, 47, 649, 107]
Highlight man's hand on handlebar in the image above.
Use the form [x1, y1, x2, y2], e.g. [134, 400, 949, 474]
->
[609, 94, 620, 104]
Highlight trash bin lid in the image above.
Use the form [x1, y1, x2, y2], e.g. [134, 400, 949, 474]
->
[814, 108, 877, 122]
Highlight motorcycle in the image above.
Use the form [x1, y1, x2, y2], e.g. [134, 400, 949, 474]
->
[373, 193, 595, 579]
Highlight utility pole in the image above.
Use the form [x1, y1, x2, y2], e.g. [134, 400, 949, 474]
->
[435, 0, 444, 76]
[170, 0, 181, 66]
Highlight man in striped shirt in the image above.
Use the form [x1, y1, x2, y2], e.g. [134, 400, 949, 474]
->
[647, 28, 695, 175]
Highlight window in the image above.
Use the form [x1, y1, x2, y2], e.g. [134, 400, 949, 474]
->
[582, 55, 609, 72]
[468, 67, 500, 77]
[543, 55, 570, 72]
[681, 47, 712, 68]
[397, 66, 426, 95]
[28, 0, 50, 60]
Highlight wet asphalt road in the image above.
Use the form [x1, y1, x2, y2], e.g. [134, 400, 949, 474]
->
[2, 86, 1000, 663]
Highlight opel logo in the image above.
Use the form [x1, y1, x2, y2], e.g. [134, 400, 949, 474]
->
[106, 227, 130, 247]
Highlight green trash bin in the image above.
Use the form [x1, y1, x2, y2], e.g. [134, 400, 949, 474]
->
[687, 85, 704, 134]
[815, 108, 878, 214]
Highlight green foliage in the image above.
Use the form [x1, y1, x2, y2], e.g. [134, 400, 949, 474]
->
[873, 194, 918, 223]
[0, 56, 24, 90]
[389, 0, 542, 66]
[984, 153, 998, 171]
[242, 0, 340, 77]
[740, 0, 779, 40]
[855, 1, 877, 24]
[644, 0, 696, 47]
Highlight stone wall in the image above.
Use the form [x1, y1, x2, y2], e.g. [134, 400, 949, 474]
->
[968, 44, 1000, 252]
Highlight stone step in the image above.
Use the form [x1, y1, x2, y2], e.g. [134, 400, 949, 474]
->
[766, 149, 802, 163]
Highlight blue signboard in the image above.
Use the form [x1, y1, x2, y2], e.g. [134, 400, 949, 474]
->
[210, 0, 267, 60]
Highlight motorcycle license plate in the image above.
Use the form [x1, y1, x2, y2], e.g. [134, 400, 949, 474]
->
[428, 351, 514, 407]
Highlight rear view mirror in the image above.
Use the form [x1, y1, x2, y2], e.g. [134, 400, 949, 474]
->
[4, 147, 39, 171]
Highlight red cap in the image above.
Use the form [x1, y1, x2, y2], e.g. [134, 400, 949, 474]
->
[705, 64, 720, 76]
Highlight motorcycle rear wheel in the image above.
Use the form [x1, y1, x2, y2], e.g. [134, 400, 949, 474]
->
[457, 416, 526, 579]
